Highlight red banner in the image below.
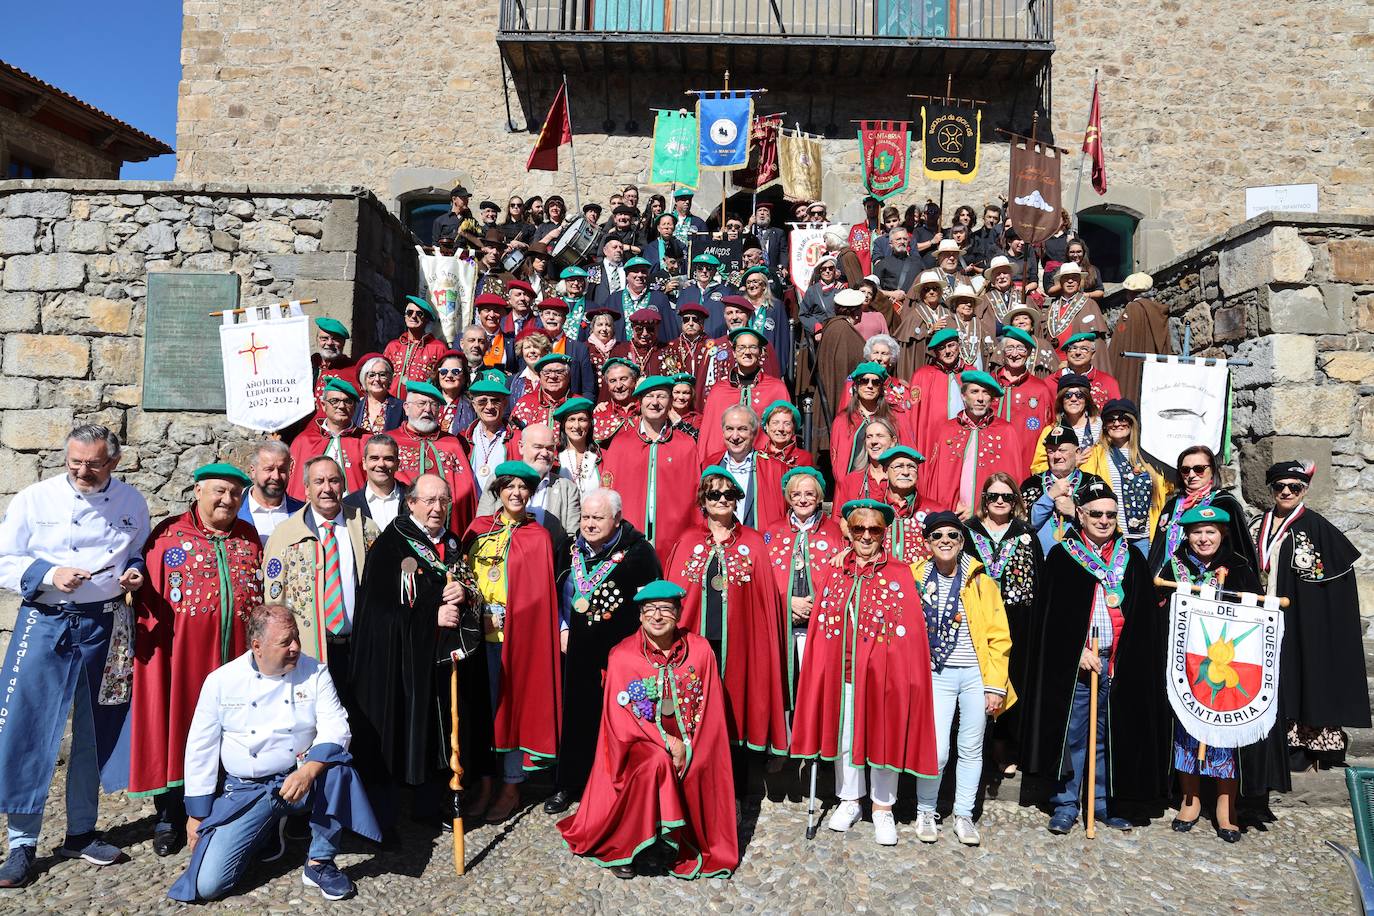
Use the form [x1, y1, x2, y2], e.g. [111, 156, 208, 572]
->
[1083, 83, 1107, 195]
[847, 224, 872, 276]
[732, 114, 783, 192]
[526, 83, 573, 172]
[858, 120, 911, 202]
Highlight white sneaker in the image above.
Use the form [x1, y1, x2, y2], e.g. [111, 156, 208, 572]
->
[952, 815, 981, 846]
[914, 809, 940, 843]
[872, 809, 898, 846]
[827, 799, 863, 832]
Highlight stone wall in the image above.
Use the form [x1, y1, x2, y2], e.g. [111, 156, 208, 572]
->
[0, 178, 418, 631]
[0, 108, 121, 180]
[174, 0, 1374, 258]
[1108, 212, 1374, 608]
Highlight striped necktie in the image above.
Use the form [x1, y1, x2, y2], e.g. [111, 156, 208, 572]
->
[319, 521, 346, 634]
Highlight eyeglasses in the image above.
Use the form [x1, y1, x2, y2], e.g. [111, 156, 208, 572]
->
[1180, 464, 1212, 477]
[726, 223, 743, 231]
[641, 605, 679, 620]
[1080, 509, 1115, 519]
[734, 345, 762, 354]
[404, 309, 428, 319]
[985, 492, 1015, 503]
[818, 265, 837, 271]
[682, 315, 703, 323]
[1270, 481, 1307, 495]
[808, 209, 826, 217]
[436, 368, 464, 378]
[67, 458, 111, 471]
[704, 490, 739, 503]
[363, 371, 391, 380]
[413, 496, 452, 507]
[1104, 414, 1132, 424]
[927, 530, 963, 542]
[323, 397, 353, 408]
[849, 525, 885, 537]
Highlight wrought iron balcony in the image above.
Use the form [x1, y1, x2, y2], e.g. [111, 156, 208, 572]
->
[498, 0, 1054, 78]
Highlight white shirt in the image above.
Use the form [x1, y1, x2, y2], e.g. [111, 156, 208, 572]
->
[365, 484, 402, 531]
[310, 508, 358, 632]
[723, 451, 755, 524]
[530, 475, 553, 511]
[248, 490, 291, 543]
[559, 447, 601, 499]
[182, 652, 349, 800]
[470, 424, 509, 494]
[0, 473, 149, 605]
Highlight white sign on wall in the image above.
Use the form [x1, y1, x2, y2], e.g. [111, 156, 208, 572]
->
[1244, 183, 1318, 220]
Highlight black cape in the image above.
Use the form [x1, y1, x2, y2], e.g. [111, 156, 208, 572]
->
[349, 515, 494, 786]
[1160, 546, 1291, 797]
[1257, 508, 1370, 729]
[1148, 490, 1256, 577]
[554, 521, 662, 793]
[1021, 534, 1171, 802]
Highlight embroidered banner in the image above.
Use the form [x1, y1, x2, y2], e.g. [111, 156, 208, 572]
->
[858, 120, 912, 200]
[416, 246, 475, 343]
[920, 105, 981, 183]
[1139, 355, 1232, 468]
[697, 92, 754, 170]
[1006, 137, 1062, 244]
[650, 109, 699, 189]
[733, 114, 783, 192]
[219, 302, 314, 431]
[778, 129, 823, 201]
[788, 223, 844, 295]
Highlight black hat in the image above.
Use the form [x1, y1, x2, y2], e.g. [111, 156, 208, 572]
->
[921, 510, 965, 538]
[1101, 398, 1139, 420]
[1043, 425, 1079, 448]
[1074, 473, 1116, 505]
[612, 205, 637, 217]
[479, 200, 500, 212]
[1003, 227, 1021, 242]
[1057, 373, 1092, 392]
[583, 202, 603, 215]
[1265, 460, 1315, 485]
[545, 194, 566, 208]
[450, 185, 471, 199]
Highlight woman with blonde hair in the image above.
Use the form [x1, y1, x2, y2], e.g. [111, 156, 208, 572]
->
[1079, 398, 1168, 555]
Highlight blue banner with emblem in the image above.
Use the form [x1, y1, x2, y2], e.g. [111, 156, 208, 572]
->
[696, 92, 755, 171]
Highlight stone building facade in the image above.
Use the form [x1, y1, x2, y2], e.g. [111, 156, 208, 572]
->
[174, 0, 1373, 264]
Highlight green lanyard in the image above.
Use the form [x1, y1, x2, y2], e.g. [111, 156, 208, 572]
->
[212, 536, 234, 665]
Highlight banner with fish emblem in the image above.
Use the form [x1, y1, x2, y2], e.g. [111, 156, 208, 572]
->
[779, 129, 823, 201]
[219, 301, 314, 432]
[920, 105, 981, 183]
[1166, 592, 1284, 748]
[697, 92, 754, 171]
[1139, 355, 1232, 468]
[1007, 137, 1062, 244]
[733, 114, 783, 192]
[650, 109, 699, 189]
[858, 120, 911, 201]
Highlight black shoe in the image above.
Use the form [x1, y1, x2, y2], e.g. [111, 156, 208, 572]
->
[543, 790, 576, 815]
[611, 864, 635, 879]
[1171, 816, 1199, 833]
[152, 828, 184, 857]
[1216, 826, 1242, 843]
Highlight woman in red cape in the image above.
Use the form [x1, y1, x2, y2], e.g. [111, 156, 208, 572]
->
[461, 460, 562, 822]
[789, 498, 938, 846]
[559, 581, 737, 880]
[759, 400, 816, 469]
[832, 417, 899, 523]
[909, 329, 973, 456]
[830, 362, 916, 478]
[666, 467, 789, 783]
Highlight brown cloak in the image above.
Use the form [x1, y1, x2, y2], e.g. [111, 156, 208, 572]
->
[1107, 296, 1172, 404]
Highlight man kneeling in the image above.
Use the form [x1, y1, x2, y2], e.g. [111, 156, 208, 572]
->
[168, 605, 380, 902]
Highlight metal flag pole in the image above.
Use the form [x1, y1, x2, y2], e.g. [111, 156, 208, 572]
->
[721, 70, 730, 237]
[1070, 69, 1098, 233]
[564, 73, 583, 213]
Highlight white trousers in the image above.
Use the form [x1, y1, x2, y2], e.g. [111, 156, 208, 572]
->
[834, 683, 898, 805]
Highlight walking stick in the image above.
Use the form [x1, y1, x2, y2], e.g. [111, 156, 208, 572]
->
[447, 573, 466, 875]
[1086, 626, 1099, 840]
[804, 759, 820, 840]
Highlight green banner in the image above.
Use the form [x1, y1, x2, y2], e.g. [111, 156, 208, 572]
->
[651, 110, 699, 189]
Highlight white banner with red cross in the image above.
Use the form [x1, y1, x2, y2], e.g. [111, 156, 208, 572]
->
[220, 301, 314, 431]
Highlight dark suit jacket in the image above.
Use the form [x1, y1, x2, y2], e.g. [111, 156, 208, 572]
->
[342, 483, 409, 521]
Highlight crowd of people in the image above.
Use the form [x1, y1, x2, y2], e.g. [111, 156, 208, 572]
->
[0, 182, 1365, 899]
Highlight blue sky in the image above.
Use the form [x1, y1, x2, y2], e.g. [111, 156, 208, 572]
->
[2, 2, 182, 179]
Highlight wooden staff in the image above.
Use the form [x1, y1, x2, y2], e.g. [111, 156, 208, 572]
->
[447, 571, 466, 875]
[1154, 577, 1289, 608]
[1086, 626, 1099, 840]
[208, 297, 317, 317]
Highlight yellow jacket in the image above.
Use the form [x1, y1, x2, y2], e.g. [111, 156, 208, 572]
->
[910, 557, 1017, 714]
[1078, 443, 1172, 540]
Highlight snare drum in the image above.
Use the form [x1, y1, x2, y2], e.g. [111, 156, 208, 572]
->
[551, 217, 599, 269]
[502, 248, 525, 272]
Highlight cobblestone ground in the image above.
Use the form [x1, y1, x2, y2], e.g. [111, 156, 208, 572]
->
[2, 764, 1358, 914]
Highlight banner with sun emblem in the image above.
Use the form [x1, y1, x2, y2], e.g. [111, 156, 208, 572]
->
[650, 109, 699, 189]
[1166, 592, 1284, 748]
[858, 120, 911, 201]
[920, 104, 981, 183]
[219, 301, 314, 432]
[696, 92, 754, 171]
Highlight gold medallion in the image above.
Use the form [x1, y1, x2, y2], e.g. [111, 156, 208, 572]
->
[710, 575, 726, 590]
[1105, 592, 1121, 608]
[573, 597, 590, 614]
[488, 566, 502, 582]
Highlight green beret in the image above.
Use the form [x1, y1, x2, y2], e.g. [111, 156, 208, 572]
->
[602, 356, 641, 377]
[404, 380, 446, 402]
[468, 373, 511, 397]
[404, 295, 437, 320]
[314, 316, 350, 340]
[624, 256, 652, 271]
[999, 326, 1037, 350]
[848, 361, 889, 382]
[928, 328, 960, 349]
[553, 396, 594, 420]
[728, 326, 767, 347]
[560, 266, 589, 280]
[762, 400, 800, 427]
[193, 462, 251, 487]
[634, 579, 688, 603]
[534, 353, 572, 372]
[700, 465, 742, 492]
[781, 465, 826, 494]
[492, 460, 541, 488]
[633, 375, 676, 398]
[1179, 505, 1232, 527]
[671, 372, 696, 386]
[1058, 331, 1099, 351]
[960, 370, 1004, 397]
[742, 265, 771, 281]
[840, 498, 895, 525]
[673, 188, 695, 199]
[878, 445, 925, 466]
[322, 377, 359, 400]
[691, 253, 722, 268]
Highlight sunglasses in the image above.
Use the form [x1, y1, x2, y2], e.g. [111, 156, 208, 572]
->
[404, 309, 429, 319]
[1080, 509, 1115, 519]
[1104, 414, 1132, 424]
[1061, 391, 1087, 401]
[436, 368, 464, 378]
[1180, 464, 1211, 476]
[1270, 481, 1307, 495]
[682, 315, 703, 323]
[985, 492, 1015, 503]
[927, 530, 963, 542]
[704, 490, 739, 503]
[849, 524, 885, 537]
[856, 377, 882, 386]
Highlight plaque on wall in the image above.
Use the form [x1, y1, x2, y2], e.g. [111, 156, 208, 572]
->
[143, 272, 240, 411]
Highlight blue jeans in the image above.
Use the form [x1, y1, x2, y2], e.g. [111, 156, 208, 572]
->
[916, 666, 987, 818]
[1049, 672, 1111, 818]
[485, 642, 525, 784]
[194, 785, 339, 901]
[7, 664, 99, 849]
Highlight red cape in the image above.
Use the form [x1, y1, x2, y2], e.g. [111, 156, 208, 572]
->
[606, 341, 675, 391]
[832, 466, 889, 519]
[1058, 366, 1122, 411]
[759, 442, 815, 469]
[287, 420, 367, 500]
[384, 332, 449, 397]
[392, 423, 479, 532]
[510, 388, 567, 429]
[697, 374, 791, 461]
[920, 412, 1023, 513]
[311, 354, 358, 418]
[593, 399, 639, 445]
[666, 335, 711, 384]
[828, 406, 917, 477]
[666, 525, 788, 754]
[601, 424, 702, 562]
[762, 514, 846, 699]
[788, 552, 938, 777]
[908, 360, 969, 456]
[129, 509, 264, 794]
[558, 631, 737, 878]
[462, 515, 563, 768]
[696, 338, 782, 403]
[993, 369, 1054, 471]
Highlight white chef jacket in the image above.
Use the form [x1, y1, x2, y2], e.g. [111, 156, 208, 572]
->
[183, 651, 350, 802]
[0, 473, 150, 605]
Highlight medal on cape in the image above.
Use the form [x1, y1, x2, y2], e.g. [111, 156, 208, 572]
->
[572, 541, 623, 620]
[399, 557, 419, 607]
[573, 596, 591, 615]
[1063, 536, 1130, 610]
[487, 566, 501, 582]
[710, 575, 726, 590]
[479, 465, 489, 476]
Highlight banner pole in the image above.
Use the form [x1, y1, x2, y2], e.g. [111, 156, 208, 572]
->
[720, 70, 730, 237]
[1070, 70, 1097, 233]
[564, 73, 582, 213]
